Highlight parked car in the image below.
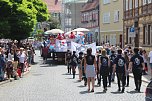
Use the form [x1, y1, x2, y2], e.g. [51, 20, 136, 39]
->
[145, 81, 152, 101]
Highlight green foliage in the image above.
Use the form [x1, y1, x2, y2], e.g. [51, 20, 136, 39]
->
[0, 0, 49, 40]
[28, 0, 50, 22]
[49, 17, 61, 30]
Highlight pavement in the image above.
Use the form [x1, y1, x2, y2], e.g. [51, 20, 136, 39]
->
[0, 50, 149, 101]
[129, 73, 151, 83]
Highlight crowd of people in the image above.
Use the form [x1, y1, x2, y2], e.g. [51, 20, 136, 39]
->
[0, 40, 35, 82]
[65, 45, 152, 93]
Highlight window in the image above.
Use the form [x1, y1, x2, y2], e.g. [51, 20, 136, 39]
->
[126, 28, 128, 44]
[126, 0, 129, 10]
[148, 0, 152, 3]
[143, 0, 147, 5]
[143, 25, 151, 45]
[103, 12, 110, 23]
[103, 0, 110, 4]
[135, 0, 138, 8]
[114, 10, 119, 22]
[129, 0, 132, 9]
[148, 25, 151, 45]
[143, 26, 146, 44]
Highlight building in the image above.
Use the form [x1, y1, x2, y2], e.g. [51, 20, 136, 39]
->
[81, 0, 99, 44]
[62, 0, 88, 32]
[42, 0, 62, 30]
[123, 0, 152, 50]
[99, 0, 123, 46]
[43, 0, 62, 19]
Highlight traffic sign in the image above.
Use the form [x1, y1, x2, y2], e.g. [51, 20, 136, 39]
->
[128, 27, 135, 37]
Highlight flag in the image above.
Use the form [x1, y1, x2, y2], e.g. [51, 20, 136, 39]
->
[71, 42, 96, 55]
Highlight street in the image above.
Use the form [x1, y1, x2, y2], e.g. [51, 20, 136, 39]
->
[0, 50, 148, 101]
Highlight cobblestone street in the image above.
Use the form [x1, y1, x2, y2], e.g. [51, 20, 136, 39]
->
[0, 51, 148, 101]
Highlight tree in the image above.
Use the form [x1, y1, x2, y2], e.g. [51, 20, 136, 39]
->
[7, 0, 37, 40]
[0, 0, 12, 37]
[28, 0, 49, 22]
[0, 0, 49, 40]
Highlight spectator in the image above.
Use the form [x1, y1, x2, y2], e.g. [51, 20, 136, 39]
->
[18, 48, 27, 77]
[42, 46, 48, 64]
[142, 50, 148, 75]
[0, 48, 6, 81]
[148, 50, 152, 80]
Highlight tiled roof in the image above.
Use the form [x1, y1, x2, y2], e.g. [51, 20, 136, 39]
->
[43, 0, 62, 13]
[81, 0, 99, 12]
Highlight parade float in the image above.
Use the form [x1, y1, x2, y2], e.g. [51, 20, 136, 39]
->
[42, 28, 96, 64]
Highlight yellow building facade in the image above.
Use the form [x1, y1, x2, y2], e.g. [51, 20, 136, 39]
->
[99, 0, 123, 47]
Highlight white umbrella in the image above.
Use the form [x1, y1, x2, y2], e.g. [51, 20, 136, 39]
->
[72, 28, 90, 32]
[65, 31, 76, 36]
[45, 29, 64, 34]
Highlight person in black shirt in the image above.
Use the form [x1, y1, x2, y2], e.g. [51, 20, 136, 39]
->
[129, 48, 145, 92]
[84, 48, 97, 92]
[70, 51, 78, 79]
[113, 49, 126, 93]
[99, 49, 110, 92]
[96, 49, 102, 86]
[65, 50, 72, 74]
[108, 50, 116, 87]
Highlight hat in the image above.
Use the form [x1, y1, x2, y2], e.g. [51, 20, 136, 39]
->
[20, 47, 24, 50]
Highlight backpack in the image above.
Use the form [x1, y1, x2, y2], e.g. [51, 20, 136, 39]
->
[71, 55, 77, 64]
[110, 55, 116, 65]
[77, 57, 82, 64]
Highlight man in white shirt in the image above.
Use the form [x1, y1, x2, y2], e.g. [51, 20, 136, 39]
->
[148, 51, 152, 79]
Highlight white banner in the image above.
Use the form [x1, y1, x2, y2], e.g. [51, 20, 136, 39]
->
[71, 42, 96, 55]
[55, 39, 67, 52]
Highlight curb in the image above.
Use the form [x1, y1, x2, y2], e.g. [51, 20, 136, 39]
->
[0, 67, 31, 86]
[129, 74, 150, 84]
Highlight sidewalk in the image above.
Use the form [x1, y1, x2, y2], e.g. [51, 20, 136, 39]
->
[0, 67, 31, 86]
[129, 73, 151, 83]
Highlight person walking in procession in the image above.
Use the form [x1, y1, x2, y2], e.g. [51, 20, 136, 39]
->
[124, 51, 130, 87]
[70, 51, 78, 79]
[113, 49, 127, 93]
[129, 48, 145, 92]
[77, 52, 83, 81]
[84, 48, 97, 92]
[65, 50, 72, 74]
[96, 49, 102, 86]
[108, 50, 116, 87]
[99, 49, 110, 92]
[81, 53, 87, 86]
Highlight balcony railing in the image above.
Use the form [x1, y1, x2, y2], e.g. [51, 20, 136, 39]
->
[142, 3, 152, 15]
